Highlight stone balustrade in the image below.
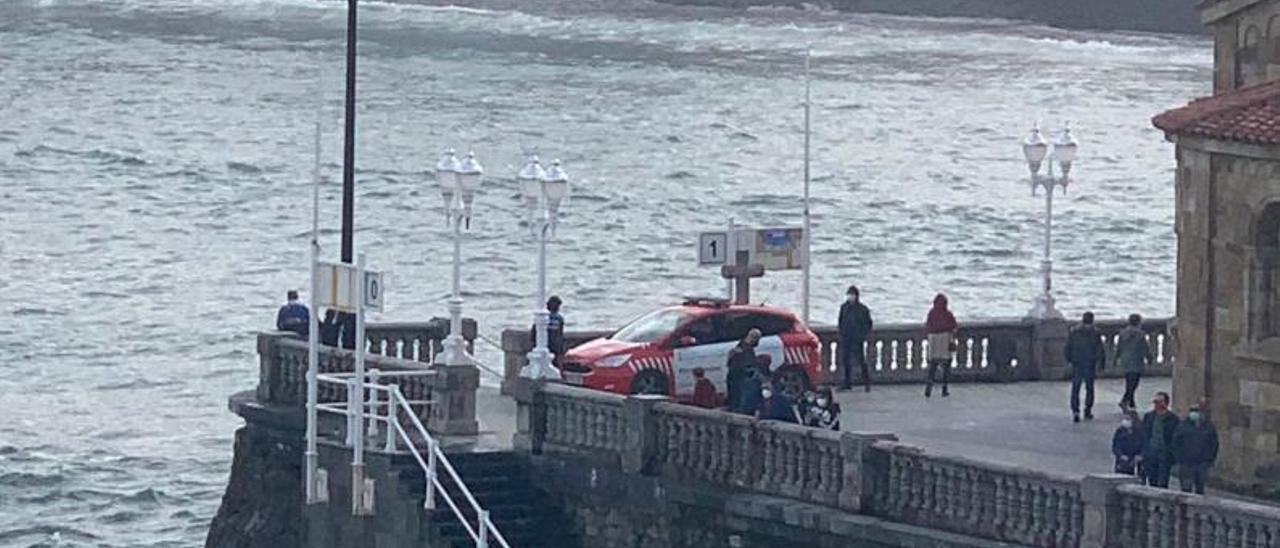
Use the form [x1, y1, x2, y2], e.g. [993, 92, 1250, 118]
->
[512, 379, 1277, 548]
[257, 326, 480, 435]
[1114, 483, 1280, 548]
[365, 318, 477, 362]
[500, 317, 1175, 392]
[871, 441, 1083, 547]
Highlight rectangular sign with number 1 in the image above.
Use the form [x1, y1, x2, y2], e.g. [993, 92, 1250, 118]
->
[698, 231, 728, 265]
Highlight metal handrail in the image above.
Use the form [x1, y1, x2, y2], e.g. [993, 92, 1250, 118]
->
[385, 385, 511, 548]
[315, 370, 509, 548]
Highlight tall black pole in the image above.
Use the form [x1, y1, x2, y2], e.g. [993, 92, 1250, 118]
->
[340, 0, 357, 263]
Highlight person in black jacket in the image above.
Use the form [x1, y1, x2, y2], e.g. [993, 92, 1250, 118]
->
[837, 285, 874, 392]
[1064, 311, 1106, 422]
[1173, 404, 1219, 494]
[1142, 392, 1180, 488]
[1112, 411, 1144, 476]
[726, 329, 763, 414]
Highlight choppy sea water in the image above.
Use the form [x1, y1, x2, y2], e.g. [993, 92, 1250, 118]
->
[0, 0, 1208, 545]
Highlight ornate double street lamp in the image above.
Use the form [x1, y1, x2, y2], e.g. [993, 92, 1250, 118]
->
[517, 155, 570, 381]
[436, 149, 485, 366]
[1021, 124, 1079, 321]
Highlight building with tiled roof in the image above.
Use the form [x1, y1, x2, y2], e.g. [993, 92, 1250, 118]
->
[1153, 0, 1280, 498]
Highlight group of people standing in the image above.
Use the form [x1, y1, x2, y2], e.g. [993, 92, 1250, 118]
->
[714, 328, 842, 430]
[1111, 392, 1220, 494]
[275, 290, 358, 348]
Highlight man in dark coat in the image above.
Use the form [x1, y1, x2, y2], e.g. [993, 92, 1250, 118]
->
[276, 290, 310, 338]
[1064, 311, 1106, 422]
[725, 328, 763, 414]
[757, 382, 800, 423]
[1142, 391, 1180, 488]
[1112, 412, 1145, 476]
[837, 285, 874, 392]
[530, 296, 566, 366]
[1173, 404, 1219, 494]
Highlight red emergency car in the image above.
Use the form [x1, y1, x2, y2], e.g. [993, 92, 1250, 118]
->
[561, 298, 821, 401]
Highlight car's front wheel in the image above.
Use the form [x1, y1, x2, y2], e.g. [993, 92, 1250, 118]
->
[774, 366, 811, 400]
[629, 370, 669, 396]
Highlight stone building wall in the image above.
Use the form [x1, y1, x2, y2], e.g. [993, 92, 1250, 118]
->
[1207, 0, 1280, 92]
[1173, 137, 1280, 496]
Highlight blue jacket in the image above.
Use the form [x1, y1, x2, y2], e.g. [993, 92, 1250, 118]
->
[276, 302, 310, 337]
[760, 395, 800, 423]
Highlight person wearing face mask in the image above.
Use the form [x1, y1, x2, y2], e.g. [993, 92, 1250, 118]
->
[798, 390, 818, 423]
[757, 382, 801, 423]
[1172, 404, 1219, 494]
[805, 387, 842, 430]
[837, 285, 874, 392]
[726, 329, 764, 414]
[1112, 411, 1145, 476]
[1142, 392, 1180, 488]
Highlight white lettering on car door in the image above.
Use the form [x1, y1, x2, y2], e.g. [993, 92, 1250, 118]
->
[672, 335, 786, 397]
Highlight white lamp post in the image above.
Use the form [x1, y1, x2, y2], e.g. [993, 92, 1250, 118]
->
[1021, 124, 1079, 321]
[436, 149, 484, 366]
[519, 154, 569, 381]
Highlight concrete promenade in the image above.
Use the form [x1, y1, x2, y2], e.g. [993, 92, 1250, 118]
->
[836, 377, 1172, 479]
[461, 377, 1173, 479]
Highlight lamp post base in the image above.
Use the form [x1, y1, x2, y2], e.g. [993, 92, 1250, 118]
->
[439, 334, 472, 367]
[520, 348, 562, 381]
[1026, 293, 1065, 321]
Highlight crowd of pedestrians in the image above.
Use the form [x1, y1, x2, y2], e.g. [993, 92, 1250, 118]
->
[1111, 392, 1219, 493]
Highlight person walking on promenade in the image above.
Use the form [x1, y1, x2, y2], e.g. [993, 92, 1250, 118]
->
[1173, 404, 1219, 494]
[1065, 311, 1106, 422]
[838, 285, 874, 392]
[924, 294, 957, 398]
[276, 290, 310, 338]
[726, 329, 763, 414]
[1142, 392, 1180, 488]
[691, 368, 718, 409]
[1112, 411, 1145, 476]
[1115, 313, 1154, 411]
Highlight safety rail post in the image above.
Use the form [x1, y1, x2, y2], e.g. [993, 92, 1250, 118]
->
[425, 438, 438, 510]
[351, 252, 368, 516]
[384, 383, 399, 453]
[345, 376, 357, 446]
[478, 509, 490, 548]
[366, 369, 381, 438]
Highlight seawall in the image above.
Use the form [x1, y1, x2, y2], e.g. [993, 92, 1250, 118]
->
[657, 0, 1206, 34]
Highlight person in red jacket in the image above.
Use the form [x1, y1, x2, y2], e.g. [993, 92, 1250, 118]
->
[691, 368, 718, 409]
[924, 293, 958, 398]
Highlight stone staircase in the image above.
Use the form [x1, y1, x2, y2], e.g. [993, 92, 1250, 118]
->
[424, 452, 580, 548]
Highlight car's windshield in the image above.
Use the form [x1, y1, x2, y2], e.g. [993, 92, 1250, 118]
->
[610, 308, 694, 343]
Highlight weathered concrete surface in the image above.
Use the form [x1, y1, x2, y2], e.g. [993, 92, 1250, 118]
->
[834, 377, 1172, 479]
[205, 397, 304, 548]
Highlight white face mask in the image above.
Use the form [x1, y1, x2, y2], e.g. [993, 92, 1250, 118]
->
[847, 295, 857, 303]
[1121, 419, 1133, 429]
[1189, 412, 1203, 423]
[816, 398, 829, 407]
[761, 389, 772, 399]
[805, 393, 816, 402]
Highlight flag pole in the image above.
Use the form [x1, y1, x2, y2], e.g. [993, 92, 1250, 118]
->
[802, 46, 812, 325]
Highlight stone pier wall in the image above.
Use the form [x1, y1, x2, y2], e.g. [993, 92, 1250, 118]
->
[514, 380, 1280, 548]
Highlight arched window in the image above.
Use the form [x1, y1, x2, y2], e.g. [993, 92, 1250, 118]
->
[1255, 203, 1280, 340]
[1238, 25, 1265, 88]
[1268, 16, 1280, 65]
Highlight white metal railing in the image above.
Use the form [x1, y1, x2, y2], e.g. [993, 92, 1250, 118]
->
[315, 369, 510, 548]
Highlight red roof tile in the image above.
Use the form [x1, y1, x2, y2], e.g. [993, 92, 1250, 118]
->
[1152, 79, 1280, 146]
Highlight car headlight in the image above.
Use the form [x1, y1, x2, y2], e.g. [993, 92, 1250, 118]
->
[594, 355, 630, 368]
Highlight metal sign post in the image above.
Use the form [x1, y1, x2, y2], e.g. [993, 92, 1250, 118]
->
[306, 121, 322, 505]
[351, 252, 368, 516]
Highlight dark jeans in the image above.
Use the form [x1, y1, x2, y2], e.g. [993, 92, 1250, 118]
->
[1180, 463, 1210, 494]
[1146, 455, 1173, 488]
[1121, 372, 1141, 408]
[1070, 371, 1095, 414]
[841, 340, 870, 389]
[925, 359, 950, 394]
